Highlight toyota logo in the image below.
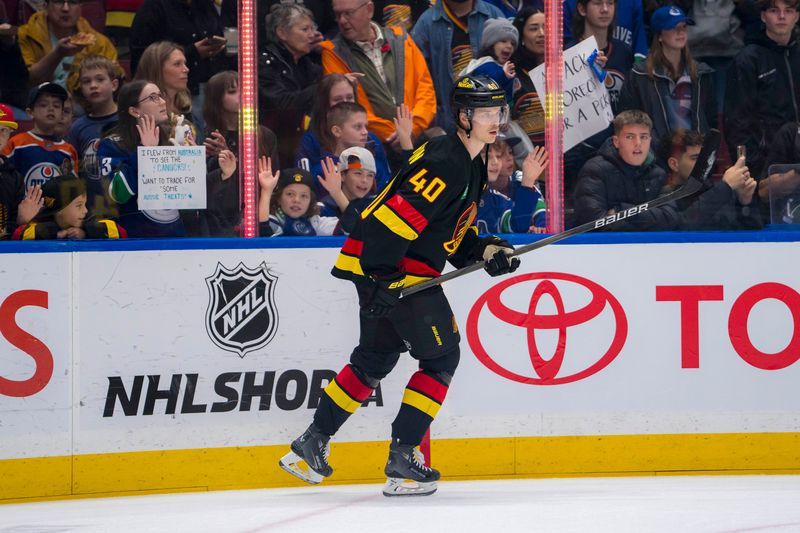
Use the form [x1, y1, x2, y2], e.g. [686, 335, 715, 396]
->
[466, 272, 628, 385]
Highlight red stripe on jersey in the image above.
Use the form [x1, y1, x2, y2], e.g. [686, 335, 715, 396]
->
[386, 195, 428, 233]
[335, 364, 374, 401]
[399, 257, 440, 277]
[407, 371, 448, 403]
[340, 238, 363, 257]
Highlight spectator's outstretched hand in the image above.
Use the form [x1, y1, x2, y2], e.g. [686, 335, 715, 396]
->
[502, 60, 516, 79]
[521, 146, 549, 188]
[137, 114, 160, 146]
[18, 185, 43, 225]
[194, 36, 225, 59]
[204, 130, 229, 157]
[318, 156, 342, 193]
[219, 150, 237, 180]
[594, 50, 608, 68]
[258, 156, 279, 192]
[387, 104, 414, 151]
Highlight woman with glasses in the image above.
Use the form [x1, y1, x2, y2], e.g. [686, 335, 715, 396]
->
[18, 0, 117, 88]
[97, 80, 187, 237]
[258, 2, 323, 166]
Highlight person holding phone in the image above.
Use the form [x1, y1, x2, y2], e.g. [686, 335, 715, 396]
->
[130, 0, 233, 131]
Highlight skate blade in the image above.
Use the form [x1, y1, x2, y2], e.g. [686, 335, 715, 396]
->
[382, 477, 437, 497]
[279, 451, 324, 485]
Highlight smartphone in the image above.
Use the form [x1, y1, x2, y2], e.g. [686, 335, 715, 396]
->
[224, 27, 238, 55]
[206, 35, 227, 46]
[737, 145, 746, 160]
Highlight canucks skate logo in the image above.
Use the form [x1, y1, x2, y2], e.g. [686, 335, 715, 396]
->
[205, 262, 279, 358]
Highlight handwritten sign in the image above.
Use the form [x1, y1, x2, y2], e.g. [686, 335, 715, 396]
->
[137, 146, 207, 210]
[530, 36, 614, 152]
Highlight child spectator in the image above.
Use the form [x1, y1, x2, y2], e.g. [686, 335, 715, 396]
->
[202, 70, 280, 237]
[618, 6, 716, 158]
[660, 129, 761, 229]
[573, 109, 681, 230]
[1, 82, 79, 190]
[460, 17, 521, 103]
[68, 56, 123, 218]
[302, 101, 394, 193]
[13, 172, 126, 239]
[317, 146, 378, 235]
[296, 74, 405, 192]
[511, 6, 546, 147]
[0, 103, 18, 152]
[97, 80, 186, 237]
[257, 165, 341, 236]
[478, 141, 549, 234]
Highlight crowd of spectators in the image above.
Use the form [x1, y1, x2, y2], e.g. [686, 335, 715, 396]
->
[1, 0, 799, 241]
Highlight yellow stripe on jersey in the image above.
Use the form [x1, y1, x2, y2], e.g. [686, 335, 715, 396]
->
[402, 388, 441, 417]
[404, 274, 434, 287]
[22, 224, 37, 240]
[324, 379, 362, 413]
[374, 205, 418, 240]
[334, 253, 364, 276]
[361, 177, 397, 220]
[99, 220, 119, 239]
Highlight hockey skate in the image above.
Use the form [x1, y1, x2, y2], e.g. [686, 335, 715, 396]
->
[382, 440, 440, 497]
[279, 424, 333, 485]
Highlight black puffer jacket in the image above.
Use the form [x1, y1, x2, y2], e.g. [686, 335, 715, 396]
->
[619, 60, 716, 153]
[257, 41, 321, 166]
[724, 31, 800, 178]
[573, 138, 680, 230]
[130, 0, 230, 94]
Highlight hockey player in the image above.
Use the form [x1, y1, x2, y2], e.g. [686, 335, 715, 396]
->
[279, 75, 521, 497]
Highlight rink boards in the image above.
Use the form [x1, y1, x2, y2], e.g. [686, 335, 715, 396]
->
[1, 233, 799, 502]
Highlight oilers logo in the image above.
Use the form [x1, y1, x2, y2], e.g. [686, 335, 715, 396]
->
[24, 162, 61, 190]
[205, 262, 279, 358]
[83, 139, 101, 181]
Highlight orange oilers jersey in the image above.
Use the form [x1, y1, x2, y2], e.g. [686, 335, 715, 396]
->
[332, 134, 487, 288]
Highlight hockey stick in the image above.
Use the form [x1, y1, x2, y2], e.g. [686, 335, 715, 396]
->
[402, 129, 721, 297]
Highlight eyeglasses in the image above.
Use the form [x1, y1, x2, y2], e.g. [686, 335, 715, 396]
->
[333, 1, 370, 20]
[138, 92, 166, 104]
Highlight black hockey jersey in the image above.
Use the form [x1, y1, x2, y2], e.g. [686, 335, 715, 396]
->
[332, 134, 487, 287]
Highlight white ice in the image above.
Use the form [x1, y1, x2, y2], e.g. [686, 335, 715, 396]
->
[2, 476, 800, 533]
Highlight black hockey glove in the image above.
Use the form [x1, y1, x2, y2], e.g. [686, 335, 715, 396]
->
[361, 272, 406, 318]
[479, 236, 520, 277]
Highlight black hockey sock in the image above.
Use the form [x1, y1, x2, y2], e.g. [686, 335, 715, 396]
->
[313, 364, 375, 436]
[391, 371, 449, 445]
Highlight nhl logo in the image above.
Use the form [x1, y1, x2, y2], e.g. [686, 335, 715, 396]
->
[205, 262, 278, 357]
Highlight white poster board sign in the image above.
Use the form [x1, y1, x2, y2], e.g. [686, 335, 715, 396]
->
[137, 146, 207, 210]
[530, 36, 614, 151]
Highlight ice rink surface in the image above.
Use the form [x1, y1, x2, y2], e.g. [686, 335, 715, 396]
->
[2, 475, 800, 533]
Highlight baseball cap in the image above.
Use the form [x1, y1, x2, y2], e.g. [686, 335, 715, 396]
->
[27, 82, 69, 109]
[650, 6, 695, 33]
[338, 146, 377, 175]
[0, 103, 18, 129]
[277, 167, 315, 189]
